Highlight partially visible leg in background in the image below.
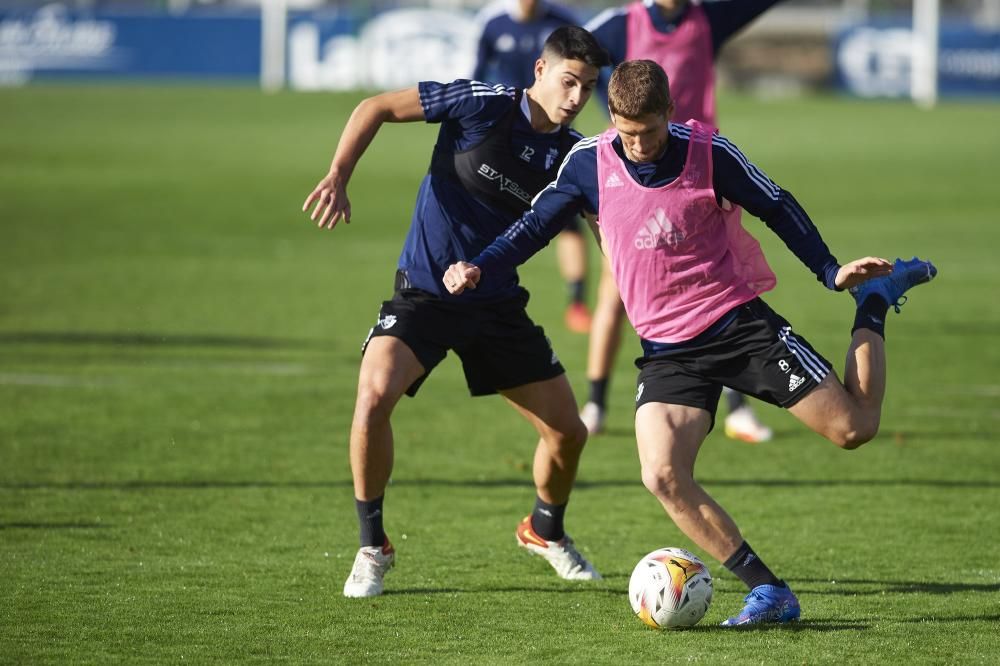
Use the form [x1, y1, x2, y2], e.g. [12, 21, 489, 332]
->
[557, 227, 592, 334]
[580, 257, 627, 435]
[722, 388, 773, 444]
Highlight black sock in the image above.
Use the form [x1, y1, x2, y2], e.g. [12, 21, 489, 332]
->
[531, 497, 567, 541]
[723, 541, 783, 590]
[588, 378, 609, 409]
[568, 279, 586, 305]
[852, 294, 889, 339]
[725, 389, 745, 413]
[356, 496, 386, 548]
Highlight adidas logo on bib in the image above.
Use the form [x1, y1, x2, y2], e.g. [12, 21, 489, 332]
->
[788, 374, 805, 392]
[633, 208, 685, 250]
[604, 171, 624, 188]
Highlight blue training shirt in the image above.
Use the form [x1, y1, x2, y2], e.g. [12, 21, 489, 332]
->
[473, 123, 841, 292]
[399, 79, 582, 301]
[473, 1, 579, 88]
[585, 0, 784, 110]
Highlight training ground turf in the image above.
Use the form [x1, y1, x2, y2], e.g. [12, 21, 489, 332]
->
[1, 85, 998, 663]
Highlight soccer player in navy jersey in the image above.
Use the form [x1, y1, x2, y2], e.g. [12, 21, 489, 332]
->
[474, 0, 595, 334]
[443, 60, 936, 625]
[579, 0, 784, 439]
[474, 0, 578, 88]
[302, 26, 610, 599]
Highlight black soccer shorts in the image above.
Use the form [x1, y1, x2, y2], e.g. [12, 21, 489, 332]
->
[362, 287, 565, 397]
[634, 298, 833, 422]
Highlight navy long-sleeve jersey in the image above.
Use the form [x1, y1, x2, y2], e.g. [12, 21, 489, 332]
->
[473, 1, 579, 88]
[397, 79, 582, 301]
[473, 123, 842, 294]
[585, 0, 783, 110]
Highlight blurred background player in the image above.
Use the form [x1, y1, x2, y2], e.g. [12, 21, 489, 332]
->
[474, 0, 594, 333]
[579, 0, 783, 439]
[303, 26, 610, 598]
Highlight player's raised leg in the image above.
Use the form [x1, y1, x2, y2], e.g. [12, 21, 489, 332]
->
[634, 401, 800, 626]
[502, 374, 601, 580]
[789, 257, 937, 448]
[343, 336, 425, 598]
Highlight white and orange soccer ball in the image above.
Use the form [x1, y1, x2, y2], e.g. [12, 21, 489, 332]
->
[628, 547, 713, 629]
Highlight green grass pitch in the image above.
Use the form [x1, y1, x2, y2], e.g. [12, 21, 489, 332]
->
[1, 85, 998, 663]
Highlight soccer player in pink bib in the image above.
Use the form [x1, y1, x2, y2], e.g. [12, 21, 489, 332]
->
[581, 0, 784, 440]
[442, 60, 936, 626]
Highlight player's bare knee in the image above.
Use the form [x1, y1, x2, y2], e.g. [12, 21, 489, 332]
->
[353, 384, 395, 426]
[842, 423, 879, 449]
[550, 418, 588, 453]
[827, 416, 879, 449]
[640, 464, 690, 503]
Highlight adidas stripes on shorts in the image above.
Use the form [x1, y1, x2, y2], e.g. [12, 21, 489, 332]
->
[634, 298, 832, 423]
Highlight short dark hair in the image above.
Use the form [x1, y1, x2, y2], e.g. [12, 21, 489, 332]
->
[608, 60, 672, 119]
[541, 25, 611, 69]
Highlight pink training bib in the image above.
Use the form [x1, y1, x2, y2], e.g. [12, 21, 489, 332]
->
[596, 120, 776, 343]
[625, 1, 716, 126]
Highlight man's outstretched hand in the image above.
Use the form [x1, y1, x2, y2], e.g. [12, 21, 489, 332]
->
[302, 172, 351, 230]
[835, 257, 893, 291]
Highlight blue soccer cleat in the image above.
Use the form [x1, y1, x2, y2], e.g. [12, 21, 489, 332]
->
[720, 583, 801, 627]
[851, 257, 937, 313]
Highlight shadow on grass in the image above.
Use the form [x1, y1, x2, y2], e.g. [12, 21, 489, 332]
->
[381, 586, 623, 597]
[617, 619, 868, 633]
[784, 614, 1000, 629]
[789, 577, 1000, 595]
[0, 331, 323, 350]
[2, 477, 998, 491]
[698, 478, 1000, 489]
[0, 522, 110, 529]
[898, 613, 1000, 624]
[712, 618, 871, 632]
[356, 592, 870, 632]
[0, 480, 358, 490]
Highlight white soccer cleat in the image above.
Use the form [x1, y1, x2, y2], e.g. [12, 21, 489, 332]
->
[515, 516, 602, 580]
[343, 541, 395, 598]
[723, 406, 773, 444]
[579, 402, 606, 435]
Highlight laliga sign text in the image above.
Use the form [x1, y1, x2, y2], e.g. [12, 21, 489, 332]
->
[289, 8, 477, 91]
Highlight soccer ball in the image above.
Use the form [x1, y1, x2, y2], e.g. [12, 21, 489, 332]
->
[628, 547, 713, 629]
